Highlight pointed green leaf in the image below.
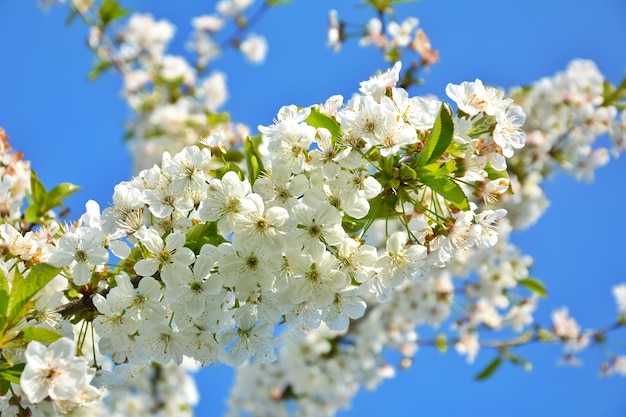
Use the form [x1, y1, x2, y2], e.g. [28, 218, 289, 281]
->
[99, 0, 129, 27]
[45, 183, 80, 212]
[88, 59, 112, 81]
[435, 333, 447, 354]
[416, 102, 454, 167]
[65, 8, 80, 26]
[29, 169, 47, 207]
[518, 278, 548, 298]
[0, 269, 8, 317]
[19, 327, 62, 344]
[244, 135, 266, 186]
[305, 107, 342, 145]
[0, 363, 25, 385]
[475, 356, 503, 380]
[7, 264, 61, 324]
[185, 222, 227, 254]
[420, 174, 469, 210]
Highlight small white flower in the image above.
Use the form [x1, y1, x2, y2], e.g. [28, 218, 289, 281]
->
[20, 338, 94, 403]
[49, 227, 108, 286]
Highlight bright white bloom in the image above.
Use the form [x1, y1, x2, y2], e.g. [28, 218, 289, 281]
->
[376, 231, 428, 288]
[359, 61, 401, 100]
[123, 13, 175, 60]
[322, 290, 366, 331]
[159, 55, 196, 84]
[359, 17, 384, 48]
[49, 227, 108, 285]
[198, 71, 228, 111]
[240, 34, 268, 64]
[20, 338, 94, 403]
[220, 309, 276, 366]
[327, 9, 341, 52]
[612, 284, 626, 315]
[455, 329, 479, 363]
[134, 227, 195, 287]
[199, 171, 256, 235]
[139, 324, 192, 365]
[469, 208, 507, 248]
[287, 202, 346, 261]
[192, 14, 224, 32]
[217, 241, 281, 297]
[494, 105, 527, 157]
[254, 164, 309, 210]
[446, 79, 511, 117]
[217, 0, 253, 17]
[552, 307, 581, 341]
[388, 17, 419, 47]
[232, 193, 288, 249]
[93, 293, 140, 352]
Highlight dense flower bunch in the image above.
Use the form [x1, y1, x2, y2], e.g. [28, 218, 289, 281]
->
[222, 59, 626, 416]
[2, 2, 626, 417]
[0, 59, 527, 415]
[60, 0, 274, 172]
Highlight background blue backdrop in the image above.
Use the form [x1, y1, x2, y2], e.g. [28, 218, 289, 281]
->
[1, 1, 625, 416]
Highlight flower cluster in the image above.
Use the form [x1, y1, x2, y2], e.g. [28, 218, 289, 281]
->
[70, 1, 273, 172]
[0, 59, 526, 415]
[3, 2, 626, 417]
[328, 9, 439, 67]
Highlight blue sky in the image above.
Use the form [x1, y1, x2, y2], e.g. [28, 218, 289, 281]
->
[1, 1, 626, 416]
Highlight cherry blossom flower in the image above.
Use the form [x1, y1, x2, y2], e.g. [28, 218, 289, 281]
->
[20, 338, 94, 403]
[134, 227, 195, 287]
[48, 227, 108, 286]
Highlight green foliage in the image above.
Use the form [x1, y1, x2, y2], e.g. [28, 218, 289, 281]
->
[5, 264, 61, 329]
[305, 107, 342, 146]
[24, 170, 79, 223]
[185, 221, 227, 254]
[518, 277, 548, 298]
[416, 102, 454, 167]
[435, 333, 447, 353]
[244, 135, 266, 186]
[420, 174, 469, 210]
[0, 363, 25, 385]
[88, 59, 111, 81]
[475, 356, 502, 380]
[99, 0, 129, 29]
[18, 326, 62, 344]
[342, 194, 399, 234]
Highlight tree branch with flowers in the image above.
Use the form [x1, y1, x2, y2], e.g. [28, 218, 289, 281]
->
[1, 1, 626, 416]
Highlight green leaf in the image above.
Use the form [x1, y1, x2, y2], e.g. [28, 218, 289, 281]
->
[24, 172, 79, 223]
[518, 278, 548, 298]
[343, 194, 400, 234]
[185, 222, 227, 254]
[0, 363, 25, 385]
[435, 333, 447, 354]
[207, 111, 231, 126]
[99, 0, 129, 28]
[475, 356, 503, 380]
[65, 8, 80, 26]
[29, 170, 47, 207]
[45, 183, 80, 212]
[507, 353, 532, 371]
[244, 135, 266, 186]
[305, 107, 342, 146]
[0, 269, 8, 317]
[484, 163, 510, 181]
[416, 102, 454, 167]
[214, 163, 244, 181]
[7, 264, 61, 325]
[88, 59, 112, 81]
[19, 327, 62, 343]
[420, 174, 469, 210]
